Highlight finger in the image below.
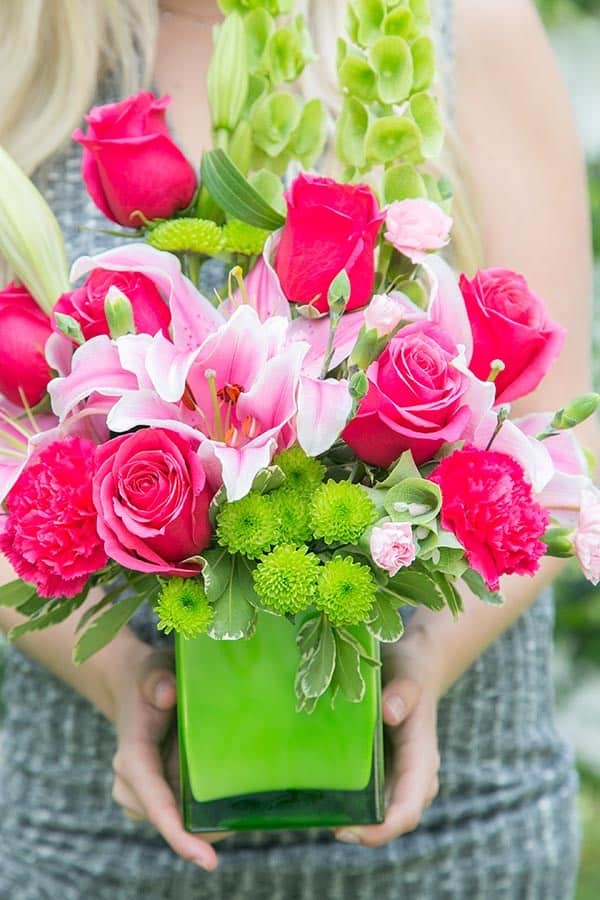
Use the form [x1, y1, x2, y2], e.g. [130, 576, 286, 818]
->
[124, 740, 219, 871]
[123, 807, 146, 822]
[381, 677, 421, 727]
[141, 665, 178, 712]
[112, 774, 145, 820]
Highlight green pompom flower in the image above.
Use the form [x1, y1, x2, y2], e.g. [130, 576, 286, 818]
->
[316, 556, 377, 626]
[253, 545, 321, 616]
[310, 480, 376, 545]
[156, 578, 213, 639]
[222, 219, 270, 255]
[147, 218, 226, 254]
[270, 489, 313, 545]
[216, 492, 278, 558]
[273, 446, 326, 496]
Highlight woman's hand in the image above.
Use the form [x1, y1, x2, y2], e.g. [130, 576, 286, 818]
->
[110, 645, 225, 871]
[335, 630, 441, 847]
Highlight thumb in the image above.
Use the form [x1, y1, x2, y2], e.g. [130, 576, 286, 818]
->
[141, 665, 177, 711]
[382, 677, 421, 726]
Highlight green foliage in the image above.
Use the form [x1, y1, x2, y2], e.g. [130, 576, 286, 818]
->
[207, 556, 259, 639]
[201, 150, 286, 230]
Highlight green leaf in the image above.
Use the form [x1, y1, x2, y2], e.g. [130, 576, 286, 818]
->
[462, 569, 504, 606]
[338, 55, 378, 104]
[332, 629, 365, 703]
[207, 557, 258, 640]
[410, 92, 444, 159]
[411, 36, 436, 92]
[382, 163, 427, 203]
[248, 169, 286, 216]
[228, 119, 253, 175]
[428, 569, 463, 620]
[336, 625, 381, 667]
[388, 562, 446, 611]
[300, 615, 336, 699]
[290, 99, 327, 168]
[378, 450, 421, 489]
[72, 590, 149, 664]
[367, 595, 405, 642]
[200, 547, 233, 603]
[251, 464, 286, 495]
[394, 279, 428, 309]
[296, 613, 323, 660]
[335, 97, 369, 169]
[201, 149, 286, 230]
[384, 477, 442, 525]
[0, 580, 36, 609]
[370, 36, 413, 104]
[251, 91, 300, 157]
[365, 116, 422, 165]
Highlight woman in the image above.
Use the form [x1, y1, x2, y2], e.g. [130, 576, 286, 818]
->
[0, 1, 597, 897]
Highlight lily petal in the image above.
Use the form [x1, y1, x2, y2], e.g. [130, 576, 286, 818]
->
[296, 376, 353, 457]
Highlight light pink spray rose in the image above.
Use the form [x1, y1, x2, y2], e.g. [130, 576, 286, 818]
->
[574, 488, 600, 585]
[384, 199, 452, 264]
[364, 293, 411, 337]
[370, 521, 416, 576]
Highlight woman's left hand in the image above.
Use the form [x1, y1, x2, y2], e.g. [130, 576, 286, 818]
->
[335, 636, 441, 848]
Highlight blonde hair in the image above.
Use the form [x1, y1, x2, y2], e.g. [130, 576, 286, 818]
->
[1, 0, 482, 272]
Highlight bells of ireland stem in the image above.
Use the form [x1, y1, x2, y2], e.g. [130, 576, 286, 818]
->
[0, 146, 70, 314]
[208, 13, 249, 147]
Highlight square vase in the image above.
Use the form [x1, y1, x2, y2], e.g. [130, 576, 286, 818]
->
[176, 611, 385, 832]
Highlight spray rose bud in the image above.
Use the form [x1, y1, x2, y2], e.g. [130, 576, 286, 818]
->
[104, 287, 136, 339]
[541, 527, 574, 559]
[550, 393, 600, 432]
[368, 521, 416, 576]
[364, 293, 408, 338]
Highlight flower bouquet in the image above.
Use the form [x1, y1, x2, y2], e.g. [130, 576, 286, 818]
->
[0, 0, 598, 833]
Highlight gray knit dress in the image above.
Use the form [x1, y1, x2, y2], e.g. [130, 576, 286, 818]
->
[0, 4, 580, 898]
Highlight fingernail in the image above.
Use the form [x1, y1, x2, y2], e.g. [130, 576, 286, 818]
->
[193, 856, 218, 872]
[385, 695, 404, 724]
[336, 829, 361, 844]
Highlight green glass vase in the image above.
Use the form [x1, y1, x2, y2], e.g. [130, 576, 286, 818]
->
[176, 612, 385, 832]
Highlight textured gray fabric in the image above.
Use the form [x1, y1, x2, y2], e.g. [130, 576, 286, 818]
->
[0, 3, 580, 897]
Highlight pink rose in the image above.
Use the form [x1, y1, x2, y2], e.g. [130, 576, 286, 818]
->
[384, 199, 452, 264]
[275, 174, 384, 313]
[574, 488, 600, 585]
[93, 428, 213, 575]
[73, 92, 197, 227]
[370, 522, 416, 576]
[364, 293, 411, 337]
[0, 282, 52, 406]
[53, 268, 171, 342]
[343, 321, 488, 466]
[459, 269, 566, 404]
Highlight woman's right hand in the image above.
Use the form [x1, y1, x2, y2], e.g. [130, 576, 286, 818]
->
[110, 645, 225, 872]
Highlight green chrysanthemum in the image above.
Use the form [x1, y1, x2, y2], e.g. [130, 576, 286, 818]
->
[216, 492, 278, 558]
[310, 480, 376, 545]
[270, 489, 313, 545]
[316, 556, 377, 626]
[147, 218, 226, 254]
[253, 545, 321, 616]
[222, 219, 270, 255]
[156, 578, 213, 639]
[273, 447, 326, 497]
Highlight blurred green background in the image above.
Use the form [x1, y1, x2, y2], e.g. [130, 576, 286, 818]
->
[536, 1, 600, 897]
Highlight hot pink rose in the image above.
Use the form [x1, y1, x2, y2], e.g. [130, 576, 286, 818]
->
[370, 522, 416, 576]
[93, 428, 213, 575]
[275, 174, 384, 313]
[72, 92, 197, 227]
[0, 282, 52, 406]
[343, 321, 488, 466]
[459, 269, 566, 404]
[54, 268, 171, 342]
[574, 488, 600, 585]
[384, 199, 452, 264]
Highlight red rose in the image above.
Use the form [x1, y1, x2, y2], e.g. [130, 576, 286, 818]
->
[275, 174, 384, 313]
[53, 268, 171, 342]
[343, 322, 487, 466]
[72, 92, 197, 227]
[459, 269, 565, 404]
[93, 428, 213, 576]
[0, 282, 52, 406]
[430, 447, 550, 590]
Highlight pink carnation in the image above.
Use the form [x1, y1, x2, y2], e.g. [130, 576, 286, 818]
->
[574, 488, 600, 586]
[384, 199, 452, 264]
[0, 437, 107, 598]
[430, 447, 550, 590]
[370, 522, 416, 576]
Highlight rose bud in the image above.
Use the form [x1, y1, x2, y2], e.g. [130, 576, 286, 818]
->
[275, 174, 384, 314]
[384, 198, 452, 264]
[0, 282, 52, 406]
[72, 92, 197, 227]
